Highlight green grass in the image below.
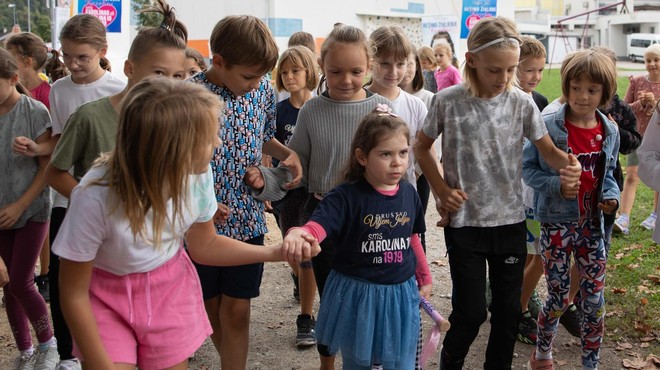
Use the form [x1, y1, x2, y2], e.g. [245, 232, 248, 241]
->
[535, 73, 659, 347]
[536, 68, 630, 102]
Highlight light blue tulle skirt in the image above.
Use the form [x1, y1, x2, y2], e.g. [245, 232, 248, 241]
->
[315, 270, 420, 369]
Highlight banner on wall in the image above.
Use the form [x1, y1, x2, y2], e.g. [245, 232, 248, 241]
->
[421, 15, 460, 50]
[78, 0, 122, 33]
[460, 0, 497, 39]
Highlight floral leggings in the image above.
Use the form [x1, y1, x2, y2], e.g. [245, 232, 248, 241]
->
[537, 220, 606, 369]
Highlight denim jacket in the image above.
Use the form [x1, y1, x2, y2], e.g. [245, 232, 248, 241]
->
[522, 104, 620, 230]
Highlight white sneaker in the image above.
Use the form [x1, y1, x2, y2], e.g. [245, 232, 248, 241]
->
[613, 214, 630, 235]
[33, 346, 59, 370]
[640, 212, 656, 231]
[13, 353, 35, 370]
[56, 359, 82, 370]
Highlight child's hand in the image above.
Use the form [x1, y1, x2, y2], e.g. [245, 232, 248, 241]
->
[282, 228, 321, 264]
[437, 188, 468, 213]
[419, 283, 432, 301]
[279, 151, 302, 188]
[213, 203, 230, 225]
[244, 166, 265, 190]
[13, 136, 39, 157]
[598, 199, 618, 214]
[559, 153, 582, 199]
[434, 206, 450, 227]
[0, 202, 26, 229]
[264, 200, 273, 213]
[0, 257, 8, 288]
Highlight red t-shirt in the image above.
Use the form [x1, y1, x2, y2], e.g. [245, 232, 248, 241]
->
[29, 80, 51, 109]
[566, 116, 605, 220]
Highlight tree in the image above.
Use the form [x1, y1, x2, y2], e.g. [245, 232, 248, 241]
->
[132, 0, 162, 29]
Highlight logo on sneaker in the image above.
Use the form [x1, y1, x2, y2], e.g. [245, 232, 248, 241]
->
[504, 256, 519, 264]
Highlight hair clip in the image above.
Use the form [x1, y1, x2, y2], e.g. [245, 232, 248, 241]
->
[375, 103, 398, 117]
[469, 37, 520, 54]
[159, 22, 170, 31]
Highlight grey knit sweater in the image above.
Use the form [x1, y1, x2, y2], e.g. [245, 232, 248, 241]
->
[288, 93, 391, 194]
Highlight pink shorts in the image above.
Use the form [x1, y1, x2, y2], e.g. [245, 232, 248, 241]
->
[73, 249, 212, 369]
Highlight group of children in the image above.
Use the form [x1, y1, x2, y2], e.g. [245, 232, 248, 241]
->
[0, 2, 657, 369]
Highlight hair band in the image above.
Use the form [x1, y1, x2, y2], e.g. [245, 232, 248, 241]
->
[469, 37, 520, 54]
[375, 103, 398, 117]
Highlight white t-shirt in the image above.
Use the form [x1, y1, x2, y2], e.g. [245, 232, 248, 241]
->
[48, 71, 126, 209]
[412, 88, 435, 109]
[52, 165, 217, 275]
[422, 85, 547, 228]
[389, 89, 428, 188]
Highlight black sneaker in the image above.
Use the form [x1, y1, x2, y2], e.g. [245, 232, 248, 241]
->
[290, 271, 300, 302]
[559, 303, 581, 338]
[295, 314, 316, 348]
[35, 274, 50, 302]
[516, 311, 537, 345]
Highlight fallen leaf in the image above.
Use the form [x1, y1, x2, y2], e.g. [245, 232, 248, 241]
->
[637, 285, 651, 293]
[639, 336, 655, 342]
[612, 287, 628, 294]
[615, 252, 625, 260]
[617, 342, 634, 350]
[640, 342, 650, 348]
[556, 360, 567, 366]
[634, 321, 652, 335]
[431, 260, 447, 266]
[627, 263, 640, 269]
[622, 357, 648, 369]
[647, 274, 660, 284]
[640, 297, 649, 305]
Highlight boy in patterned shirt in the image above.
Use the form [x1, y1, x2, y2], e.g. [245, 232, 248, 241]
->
[190, 15, 302, 370]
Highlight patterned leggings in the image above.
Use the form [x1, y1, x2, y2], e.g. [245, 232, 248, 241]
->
[537, 220, 606, 369]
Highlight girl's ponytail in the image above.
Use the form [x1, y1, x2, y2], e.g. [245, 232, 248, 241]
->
[43, 49, 69, 83]
[129, 0, 188, 61]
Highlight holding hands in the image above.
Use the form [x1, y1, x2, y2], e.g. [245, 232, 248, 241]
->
[282, 228, 321, 264]
[559, 153, 582, 199]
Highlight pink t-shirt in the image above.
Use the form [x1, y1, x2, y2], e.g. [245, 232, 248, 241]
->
[624, 74, 660, 135]
[434, 65, 461, 92]
[30, 80, 51, 109]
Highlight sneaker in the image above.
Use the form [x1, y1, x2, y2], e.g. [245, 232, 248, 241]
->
[517, 311, 538, 345]
[56, 359, 82, 370]
[33, 346, 59, 370]
[640, 212, 656, 231]
[613, 214, 630, 235]
[559, 304, 581, 338]
[295, 314, 316, 348]
[528, 289, 543, 320]
[527, 350, 554, 370]
[34, 275, 49, 302]
[290, 271, 300, 302]
[13, 353, 35, 370]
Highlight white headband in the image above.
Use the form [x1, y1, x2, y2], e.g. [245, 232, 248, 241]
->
[469, 37, 520, 54]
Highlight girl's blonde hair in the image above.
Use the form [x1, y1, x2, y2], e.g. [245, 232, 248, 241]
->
[417, 46, 437, 68]
[343, 108, 410, 183]
[100, 78, 221, 247]
[5, 32, 49, 71]
[560, 49, 617, 109]
[644, 44, 660, 59]
[318, 24, 372, 93]
[464, 17, 521, 97]
[275, 45, 319, 92]
[434, 43, 453, 60]
[0, 48, 30, 95]
[129, 0, 188, 61]
[370, 26, 415, 62]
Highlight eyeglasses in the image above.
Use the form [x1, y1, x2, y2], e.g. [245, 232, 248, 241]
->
[61, 50, 99, 67]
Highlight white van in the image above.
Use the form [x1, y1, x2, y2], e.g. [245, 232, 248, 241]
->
[627, 33, 660, 62]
